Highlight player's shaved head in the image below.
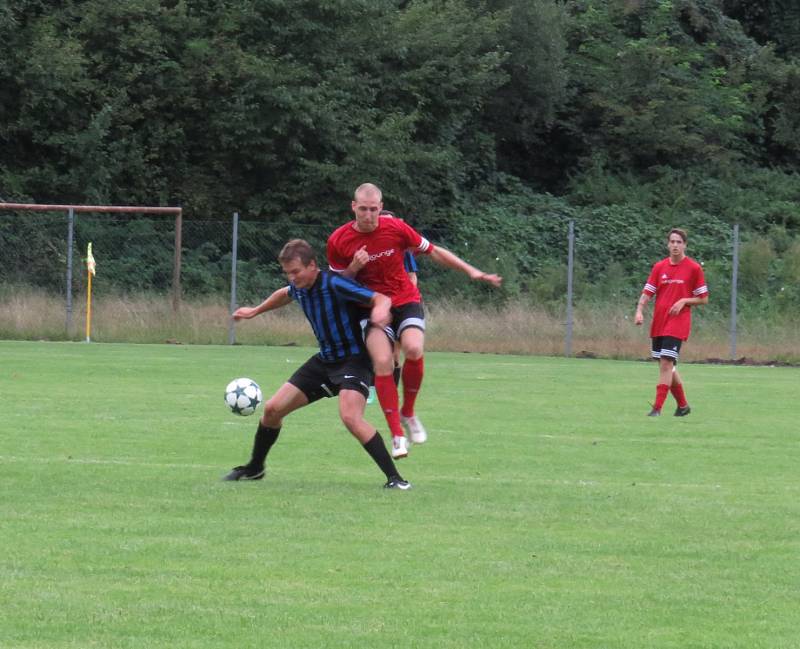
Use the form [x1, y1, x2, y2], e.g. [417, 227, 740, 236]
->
[354, 183, 382, 202]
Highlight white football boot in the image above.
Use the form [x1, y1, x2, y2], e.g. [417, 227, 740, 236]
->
[401, 415, 427, 444]
[391, 435, 409, 459]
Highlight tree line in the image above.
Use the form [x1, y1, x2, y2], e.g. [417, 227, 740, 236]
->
[1, 0, 799, 313]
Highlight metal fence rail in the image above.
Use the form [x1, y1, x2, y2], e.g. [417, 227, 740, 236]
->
[0, 205, 750, 358]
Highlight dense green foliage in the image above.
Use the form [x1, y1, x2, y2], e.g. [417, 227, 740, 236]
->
[1, 1, 799, 312]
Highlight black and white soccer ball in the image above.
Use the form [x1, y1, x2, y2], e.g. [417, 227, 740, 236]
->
[224, 378, 263, 416]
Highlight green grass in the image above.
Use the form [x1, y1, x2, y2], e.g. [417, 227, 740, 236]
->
[1, 341, 798, 649]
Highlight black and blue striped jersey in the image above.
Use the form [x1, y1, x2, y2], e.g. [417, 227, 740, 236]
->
[288, 271, 374, 363]
[403, 251, 418, 273]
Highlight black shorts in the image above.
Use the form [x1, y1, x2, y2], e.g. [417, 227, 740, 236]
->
[651, 336, 683, 364]
[363, 301, 426, 342]
[288, 354, 373, 403]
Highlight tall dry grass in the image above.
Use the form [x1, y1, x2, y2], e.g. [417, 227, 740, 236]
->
[2, 289, 798, 362]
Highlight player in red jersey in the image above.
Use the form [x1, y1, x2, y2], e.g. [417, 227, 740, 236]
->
[635, 228, 709, 416]
[327, 183, 502, 458]
[380, 209, 418, 387]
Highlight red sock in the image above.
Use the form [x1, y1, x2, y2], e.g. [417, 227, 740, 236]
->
[671, 382, 688, 408]
[374, 374, 404, 438]
[654, 383, 670, 411]
[400, 356, 424, 418]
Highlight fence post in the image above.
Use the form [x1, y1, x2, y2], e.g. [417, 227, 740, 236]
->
[228, 212, 239, 345]
[65, 207, 74, 336]
[565, 219, 574, 357]
[730, 223, 739, 360]
[172, 209, 182, 313]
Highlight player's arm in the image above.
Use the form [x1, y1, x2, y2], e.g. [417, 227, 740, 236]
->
[634, 292, 652, 326]
[341, 245, 369, 279]
[427, 245, 502, 287]
[367, 292, 392, 328]
[327, 235, 365, 280]
[669, 269, 709, 315]
[635, 269, 659, 325]
[330, 274, 391, 327]
[232, 287, 292, 320]
[668, 295, 708, 316]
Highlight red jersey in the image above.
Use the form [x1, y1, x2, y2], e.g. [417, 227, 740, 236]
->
[327, 216, 433, 307]
[642, 256, 708, 340]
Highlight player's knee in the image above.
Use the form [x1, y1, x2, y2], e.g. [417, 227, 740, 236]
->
[399, 328, 424, 359]
[370, 352, 394, 374]
[403, 343, 423, 360]
[261, 400, 283, 423]
[339, 409, 362, 433]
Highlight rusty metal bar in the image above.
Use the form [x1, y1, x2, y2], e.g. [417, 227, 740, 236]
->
[0, 202, 181, 214]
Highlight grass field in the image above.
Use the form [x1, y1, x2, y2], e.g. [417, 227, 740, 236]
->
[1, 341, 798, 649]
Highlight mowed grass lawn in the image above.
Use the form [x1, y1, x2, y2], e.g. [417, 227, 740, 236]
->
[1, 340, 798, 649]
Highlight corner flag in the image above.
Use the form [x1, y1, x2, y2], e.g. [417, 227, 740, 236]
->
[87, 242, 96, 276]
[86, 243, 96, 342]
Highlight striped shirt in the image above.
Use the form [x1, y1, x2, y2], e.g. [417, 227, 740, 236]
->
[288, 271, 375, 363]
[404, 251, 419, 274]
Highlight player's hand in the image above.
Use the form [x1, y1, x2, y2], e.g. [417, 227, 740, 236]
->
[232, 307, 256, 321]
[349, 245, 369, 273]
[476, 272, 503, 287]
[370, 306, 391, 329]
[634, 310, 644, 326]
[668, 299, 686, 316]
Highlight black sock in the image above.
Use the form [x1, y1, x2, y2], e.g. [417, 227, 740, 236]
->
[249, 423, 281, 469]
[362, 432, 401, 480]
[393, 362, 401, 386]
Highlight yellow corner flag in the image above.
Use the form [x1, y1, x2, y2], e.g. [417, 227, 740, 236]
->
[86, 243, 96, 342]
[87, 242, 96, 276]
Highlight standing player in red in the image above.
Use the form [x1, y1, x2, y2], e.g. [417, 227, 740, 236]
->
[635, 228, 709, 416]
[380, 209, 419, 386]
[327, 183, 502, 458]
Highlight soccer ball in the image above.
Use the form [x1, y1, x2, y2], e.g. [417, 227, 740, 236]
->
[224, 378, 263, 416]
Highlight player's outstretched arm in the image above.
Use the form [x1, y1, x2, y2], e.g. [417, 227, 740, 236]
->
[232, 287, 292, 320]
[428, 245, 502, 287]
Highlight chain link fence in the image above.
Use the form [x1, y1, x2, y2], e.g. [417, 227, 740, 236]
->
[1, 203, 797, 360]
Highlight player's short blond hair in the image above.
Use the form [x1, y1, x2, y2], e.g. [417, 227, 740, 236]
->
[354, 183, 382, 201]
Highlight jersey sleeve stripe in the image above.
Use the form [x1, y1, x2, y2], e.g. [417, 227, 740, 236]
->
[643, 283, 657, 294]
[693, 285, 708, 296]
[330, 274, 374, 303]
[416, 237, 431, 254]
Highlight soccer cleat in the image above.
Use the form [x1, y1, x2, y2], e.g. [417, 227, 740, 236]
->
[647, 408, 661, 417]
[391, 435, 409, 459]
[401, 415, 427, 444]
[674, 405, 691, 417]
[222, 465, 265, 481]
[384, 476, 412, 490]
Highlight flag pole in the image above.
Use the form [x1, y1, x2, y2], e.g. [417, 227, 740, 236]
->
[85, 243, 96, 343]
